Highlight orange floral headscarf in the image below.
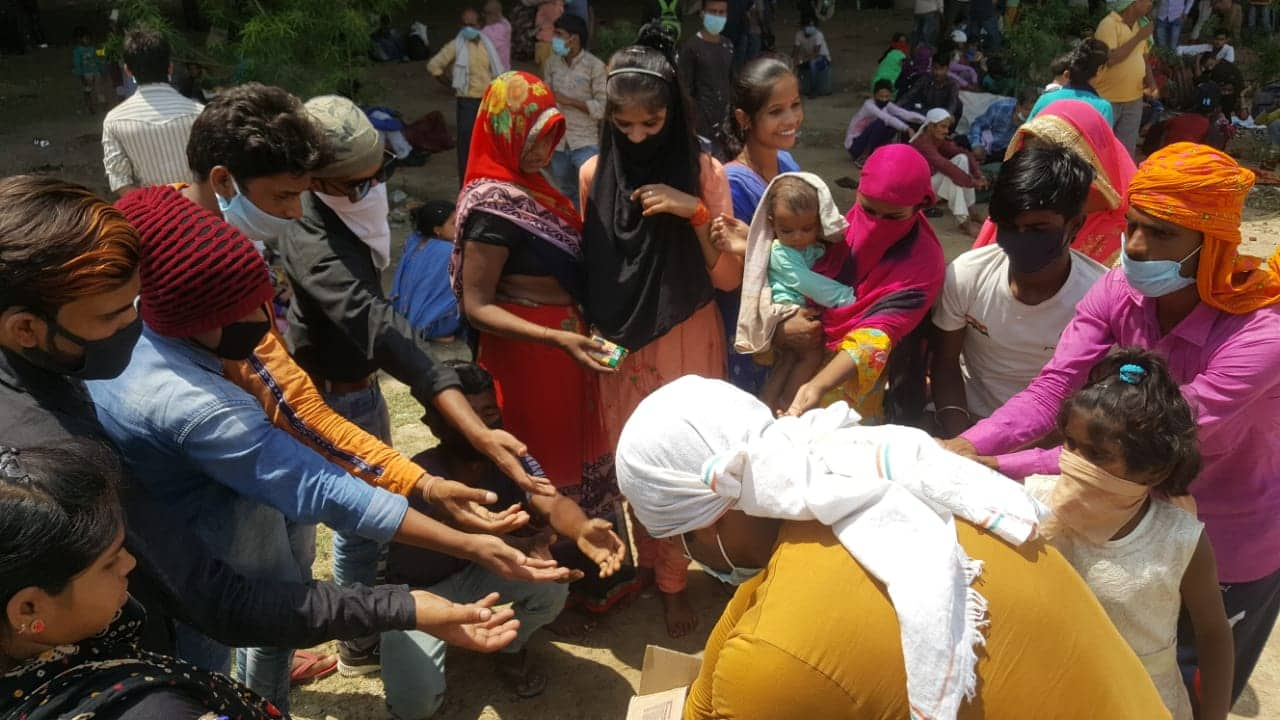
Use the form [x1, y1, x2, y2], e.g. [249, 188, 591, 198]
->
[1128, 142, 1280, 315]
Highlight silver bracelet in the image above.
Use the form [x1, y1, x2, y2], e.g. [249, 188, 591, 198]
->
[935, 405, 972, 419]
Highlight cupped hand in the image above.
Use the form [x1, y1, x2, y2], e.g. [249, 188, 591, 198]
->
[420, 475, 531, 533]
[470, 534, 575, 583]
[410, 590, 520, 653]
[575, 518, 626, 578]
[631, 184, 699, 219]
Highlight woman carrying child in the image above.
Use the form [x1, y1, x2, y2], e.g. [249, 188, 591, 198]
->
[1025, 348, 1232, 720]
[784, 144, 945, 423]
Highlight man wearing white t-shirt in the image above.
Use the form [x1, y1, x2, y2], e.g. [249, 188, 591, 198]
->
[931, 145, 1107, 438]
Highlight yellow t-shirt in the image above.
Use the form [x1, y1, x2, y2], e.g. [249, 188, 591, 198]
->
[1093, 12, 1148, 103]
[685, 520, 1172, 720]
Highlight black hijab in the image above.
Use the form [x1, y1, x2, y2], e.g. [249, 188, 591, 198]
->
[583, 58, 710, 351]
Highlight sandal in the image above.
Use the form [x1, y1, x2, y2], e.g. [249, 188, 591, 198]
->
[495, 648, 548, 699]
[290, 650, 338, 686]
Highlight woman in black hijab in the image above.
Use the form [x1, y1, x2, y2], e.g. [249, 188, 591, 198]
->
[579, 21, 744, 639]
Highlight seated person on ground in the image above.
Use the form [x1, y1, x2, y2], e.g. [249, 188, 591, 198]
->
[383, 360, 625, 716]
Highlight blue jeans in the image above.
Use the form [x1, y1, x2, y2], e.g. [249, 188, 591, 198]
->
[323, 381, 393, 657]
[798, 61, 833, 97]
[1155, 17, 1183, 47]
[174, 493, 314, 712]
[381, 564, 568, 719]
[549, 145, 598, 209]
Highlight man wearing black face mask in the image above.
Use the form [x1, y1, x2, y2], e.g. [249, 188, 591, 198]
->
[88, 186, 570, 711]
[930, 145, 1107, 438]
[0, 177, 536, 712]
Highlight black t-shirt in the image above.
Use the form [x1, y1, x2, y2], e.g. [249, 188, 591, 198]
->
[678, 33, 735, 140]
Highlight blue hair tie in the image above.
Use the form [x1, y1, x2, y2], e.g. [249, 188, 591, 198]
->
[1118, 363, 1147, 385]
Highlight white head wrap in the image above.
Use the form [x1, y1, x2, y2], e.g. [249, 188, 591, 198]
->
[615, 375, 1047, 720]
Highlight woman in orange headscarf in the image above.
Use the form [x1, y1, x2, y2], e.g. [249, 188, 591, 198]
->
[972, 99, 1136, 266]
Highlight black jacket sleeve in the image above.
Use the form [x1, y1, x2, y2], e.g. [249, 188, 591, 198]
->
[277, 203, 460, 406]
[122, 485, 417, 651]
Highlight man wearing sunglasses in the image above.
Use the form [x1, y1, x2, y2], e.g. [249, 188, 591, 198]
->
[271, 94, 551, 676]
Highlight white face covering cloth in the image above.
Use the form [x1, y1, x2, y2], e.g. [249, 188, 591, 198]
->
[316, 183, 392, 269]
[615, 376, 1046, 720]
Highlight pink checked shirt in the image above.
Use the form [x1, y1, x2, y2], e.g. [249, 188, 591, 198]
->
[962, 268, 1280, 583]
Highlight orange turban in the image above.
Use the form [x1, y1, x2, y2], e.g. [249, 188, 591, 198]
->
[1128, 142, 1280, 315]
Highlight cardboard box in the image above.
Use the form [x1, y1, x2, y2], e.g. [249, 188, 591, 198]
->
[625, 645, 704, 720]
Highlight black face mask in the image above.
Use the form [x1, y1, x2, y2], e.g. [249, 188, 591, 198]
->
[874, 99, 891, 108]
[996, 226, 1069, 274]
[22, 314, 143, 380]
[616, 121, 671, 168]
[213, 320, 272, 360]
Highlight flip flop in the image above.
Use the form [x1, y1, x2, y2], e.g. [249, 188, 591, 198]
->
[290, 650, 338, 686]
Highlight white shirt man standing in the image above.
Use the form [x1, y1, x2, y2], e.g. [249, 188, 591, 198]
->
[101, 27, 203, 197]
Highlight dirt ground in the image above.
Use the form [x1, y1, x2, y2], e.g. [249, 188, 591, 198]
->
[3, 0, 1280, 717]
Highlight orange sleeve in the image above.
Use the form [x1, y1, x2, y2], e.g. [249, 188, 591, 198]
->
[222, 331, 427, 497]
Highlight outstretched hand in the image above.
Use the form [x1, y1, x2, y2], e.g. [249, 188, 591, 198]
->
[421, 475, 531, 534]
[410, 590, 520, 653]
[472, 428, 557, 497]
[575, 518, 626, 579]
[470, 534, 575, 583]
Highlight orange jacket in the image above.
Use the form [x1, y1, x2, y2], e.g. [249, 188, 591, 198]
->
[223, 331, 426, 497]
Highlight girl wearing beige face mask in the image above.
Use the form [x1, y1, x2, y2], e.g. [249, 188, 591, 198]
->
[1024, 348, 1231, 720]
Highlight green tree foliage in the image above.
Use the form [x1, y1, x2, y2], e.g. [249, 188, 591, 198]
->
[1003, 1, 1105, 87]
[113, 0, 404, 98]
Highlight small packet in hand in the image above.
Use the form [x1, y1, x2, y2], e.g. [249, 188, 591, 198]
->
[590, 335, 629, 368]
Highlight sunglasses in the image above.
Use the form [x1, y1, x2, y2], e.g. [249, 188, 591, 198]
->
[318, 149, 399, 203]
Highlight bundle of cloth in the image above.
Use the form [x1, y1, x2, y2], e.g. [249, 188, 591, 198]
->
[616, 375, 1047, 720]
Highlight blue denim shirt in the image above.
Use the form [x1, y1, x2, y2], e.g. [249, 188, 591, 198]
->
[87, 327, 408, 543]
[967, 97, 1021, 153]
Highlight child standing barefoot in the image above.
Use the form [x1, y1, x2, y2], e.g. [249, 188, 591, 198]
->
[1026, 348, 1233, 720]
[756, 175, 854, 413]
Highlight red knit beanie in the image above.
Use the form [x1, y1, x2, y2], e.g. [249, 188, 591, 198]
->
[116, 185, 273, 338]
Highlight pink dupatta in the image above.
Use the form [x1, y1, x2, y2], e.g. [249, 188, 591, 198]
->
[972, 99, 1136, 266]
[813, 144, 945, 350]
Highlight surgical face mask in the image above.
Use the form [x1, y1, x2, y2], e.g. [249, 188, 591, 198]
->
[804, 24, 817, 36]
[216, 178, 296, 248]
[212, 319, 272, 360]
[703, 13, 728, 35]
[996, 225, 1068, 274]
[1120, 242, 1202, 298]
[461, 26, 481, 40]
[681, 531, 763, 586]
[552, 36, 571, 56]
[22, 313, 143, 380]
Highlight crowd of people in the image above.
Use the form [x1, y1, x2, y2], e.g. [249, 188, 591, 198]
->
[3, 1, 1280, 719]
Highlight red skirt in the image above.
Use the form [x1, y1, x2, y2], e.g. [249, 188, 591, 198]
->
[477, 303, 607, 490]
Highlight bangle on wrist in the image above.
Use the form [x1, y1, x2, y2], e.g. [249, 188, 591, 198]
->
[935, 405, 972, 419]
[690, 200, 711, 227]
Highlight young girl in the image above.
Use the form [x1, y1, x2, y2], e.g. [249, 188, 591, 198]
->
[0, 442, 279, 719]
[756, 174, 853, 412]
[581, 21, 742, 638]
[391, 200, 462, 344]
[1025, 349, 1233, 720]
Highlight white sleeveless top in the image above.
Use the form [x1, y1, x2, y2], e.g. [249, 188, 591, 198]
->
[1026, 474, 1203, 720]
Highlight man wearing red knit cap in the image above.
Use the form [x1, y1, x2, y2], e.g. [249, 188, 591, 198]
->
[87, 187, 571, 712]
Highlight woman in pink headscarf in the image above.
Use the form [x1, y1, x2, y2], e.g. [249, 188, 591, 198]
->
[787, 144, 945, 422]
[972, 99, 1136, 266]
